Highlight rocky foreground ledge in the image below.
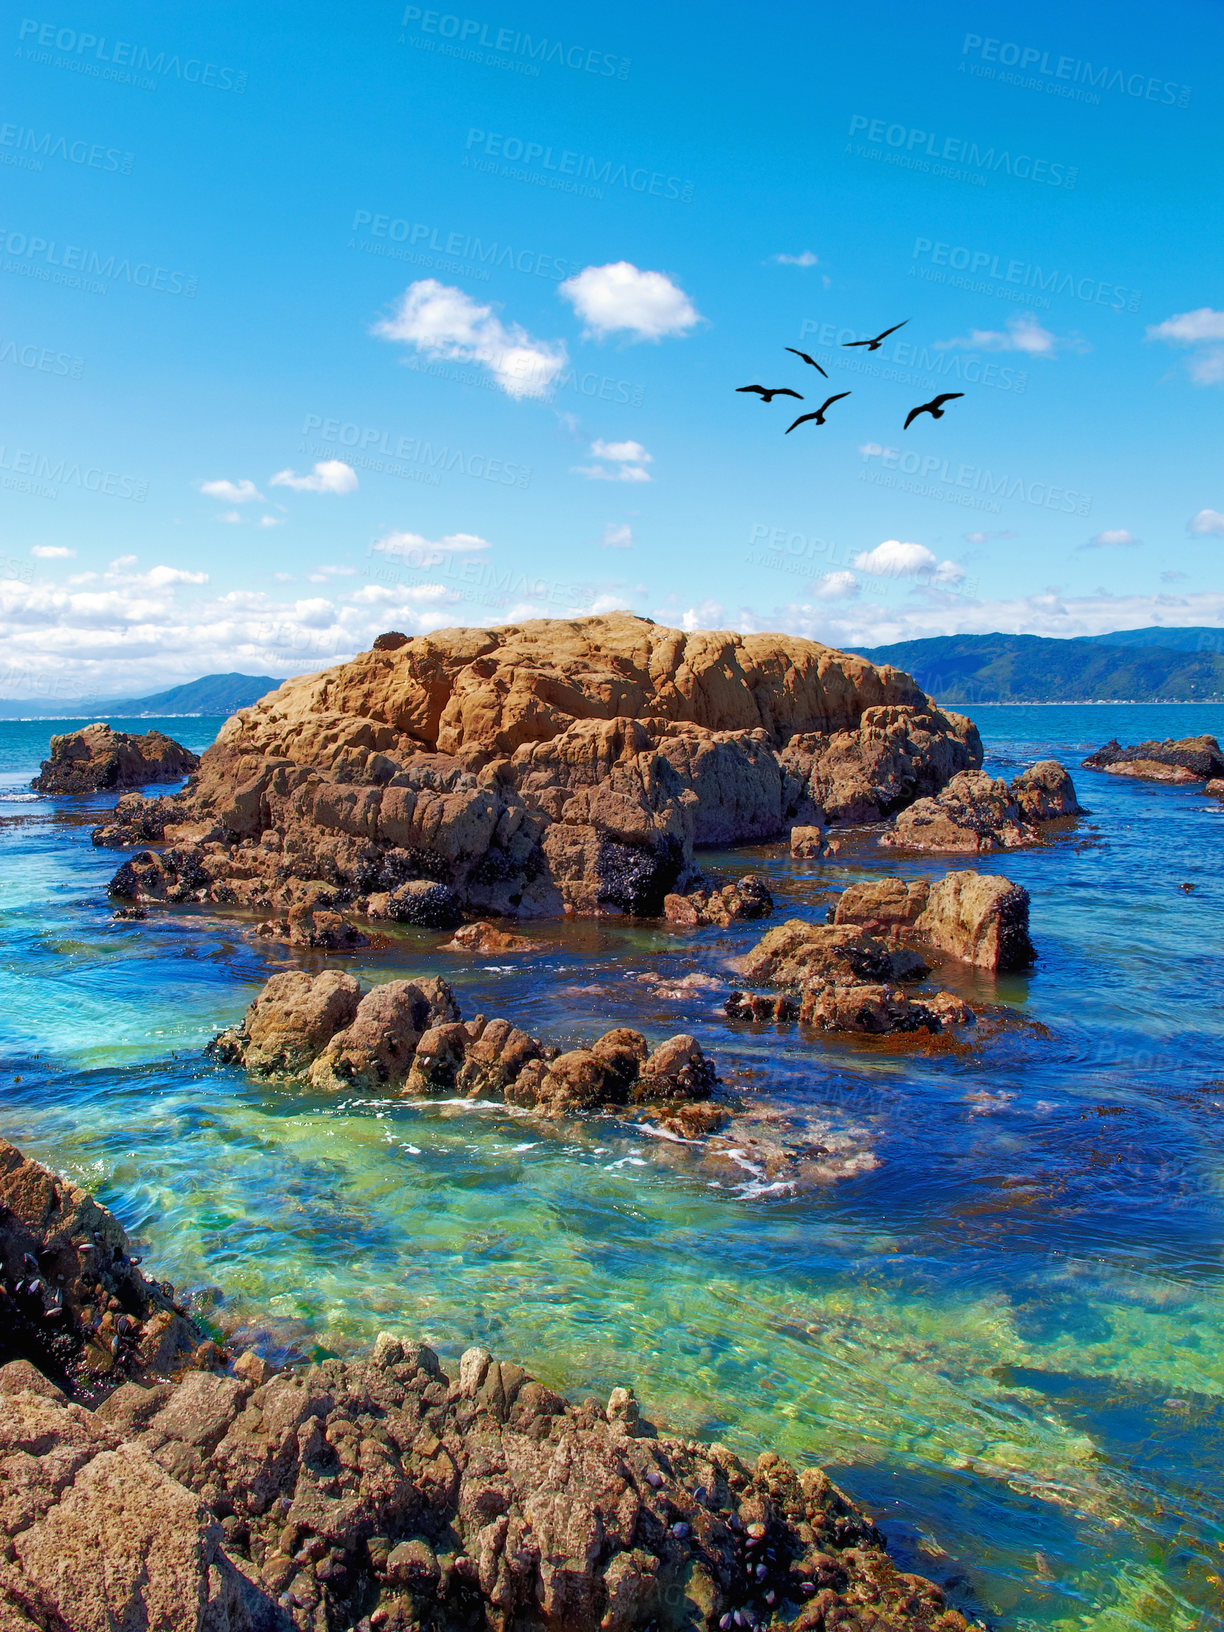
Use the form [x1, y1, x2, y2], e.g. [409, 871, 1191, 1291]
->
[0, 1139, 976, 1631]
[92, 614, 981, 923]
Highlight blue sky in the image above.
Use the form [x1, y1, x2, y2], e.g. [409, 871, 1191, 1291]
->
[2, 0, 1222, 694]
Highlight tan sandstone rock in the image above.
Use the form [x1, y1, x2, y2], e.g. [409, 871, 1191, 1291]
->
[33, 722, 198, 795]
[96, 614, 980, 923]
[880, 761, 1081, 853]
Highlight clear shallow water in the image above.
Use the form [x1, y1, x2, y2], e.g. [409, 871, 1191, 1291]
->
[3, 706, 1224, 1631]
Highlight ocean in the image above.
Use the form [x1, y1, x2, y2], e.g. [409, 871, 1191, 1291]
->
[2, 705, 1222, 1631]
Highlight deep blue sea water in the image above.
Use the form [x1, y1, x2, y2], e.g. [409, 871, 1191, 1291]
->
[2, 706, 1223, 1632]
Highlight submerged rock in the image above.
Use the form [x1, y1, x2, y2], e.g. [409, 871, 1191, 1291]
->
[880, 761, 1083, 853]
[255, 902, 371, 950]
[92, 613, 980, 923]
[664, 871, 774, 928]
[442, 919, 547, 954]
[210, 969, 719, 1119]
[33, 722, 198, 795]
[1082, 734, 1224, 783]
[0, 1138, 980, 1631]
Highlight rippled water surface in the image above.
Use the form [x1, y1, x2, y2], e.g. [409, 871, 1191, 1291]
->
[3, 706, 1224, 1631]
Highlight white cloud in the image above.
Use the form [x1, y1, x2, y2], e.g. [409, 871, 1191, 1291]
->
[964, 530, 1017, 544]
[770, 251, 819, 267]
[1162, 570, 1189, 582]
[601, 524, 634, 549]
[218, 511, 243, 525]
[269, 460, 358, 496]
[145, 565, 209, 587]
[258, 515, 286, 528]
[1146, 309, 1224, 385]
[307, 565, 357, 583]
[575, 439, 653, 483]
[30, 545, 74, 559]
[675, 598, 726, 632]
[373, 530, 491, 560]
[932, 560, 966, 586]
[591, 439, 651, 465]
[1088, 529, 1141, 548]
[815, 571, 859, 600]
[559, 262, 701, 341]
[934, 314, 1083, 356]
[859, 442, 895, 459]
[853, 540, 938, 577]
[372, 279, 566, 400]
[1148, 309, 1224, 344]
[1188, 509, 1224, 536]
[198, 478, 264, 503]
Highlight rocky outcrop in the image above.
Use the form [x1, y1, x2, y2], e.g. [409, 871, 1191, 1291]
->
[32, 721, 198, 794]
[1083, 734, 1224, 783]
[92, 614, 980, 923]
[210, 970, 719, 1122]
[663, 873, 773, 929]
[0, 1140, 977, 1632]
[726, 866, 1033, 1034]
[834, 871, 1034, 973]
[880, 761, 1082, 852]
[727, 919, 973, 1037]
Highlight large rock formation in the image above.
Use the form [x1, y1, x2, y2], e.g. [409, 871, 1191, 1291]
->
[1083, 734, 1224, 783]
[880, 761, 1082, 853]
[0, 1139, 977, 1632]
[92, 615, 980, 922]
[210, 970, 722, 1128]
[32, 721, 199, 794]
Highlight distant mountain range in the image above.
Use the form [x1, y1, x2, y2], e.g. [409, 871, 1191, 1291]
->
[0, 673, 281, 720]
[854, 630, 1224, 703]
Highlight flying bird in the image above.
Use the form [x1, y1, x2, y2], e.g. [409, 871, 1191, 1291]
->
[844, 320, 908, 351]
[903, 392, 964, 429]
[736, 384, 804, 403]
[785, 347, 829, 378]
[785, 393, 851, 433]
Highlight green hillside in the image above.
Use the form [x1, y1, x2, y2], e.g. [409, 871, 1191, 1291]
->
[853, 633, 1224, 704]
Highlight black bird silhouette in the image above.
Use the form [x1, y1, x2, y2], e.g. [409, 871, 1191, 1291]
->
[903, 392, 964, 429]
[785, 392, 851, 433]
[736, 384, 804, 403]
[844, 320, 908, 351]
[785, 347, 829, 378]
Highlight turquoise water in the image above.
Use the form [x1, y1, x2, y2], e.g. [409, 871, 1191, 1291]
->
[3, 706, 1224, 1630]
